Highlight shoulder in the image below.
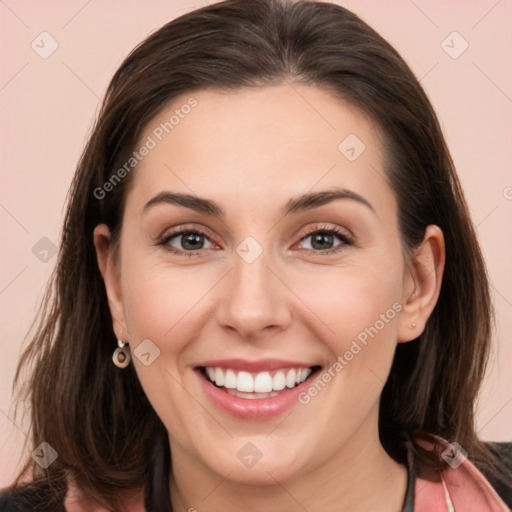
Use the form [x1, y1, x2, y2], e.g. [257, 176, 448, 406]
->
[0, 482, 66, 512]
[0, 481, 145, 512]
[412, 433, 512, 510]
[481, 441, 512, 508]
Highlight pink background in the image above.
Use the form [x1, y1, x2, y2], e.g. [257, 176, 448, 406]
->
[1, 0, 511, 486]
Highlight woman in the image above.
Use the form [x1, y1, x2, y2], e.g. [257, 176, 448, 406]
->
[1, 0, 511, 510]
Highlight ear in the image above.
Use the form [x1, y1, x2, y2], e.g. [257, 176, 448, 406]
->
[93, 223, 127, 340]
[397, 225, 445, 343]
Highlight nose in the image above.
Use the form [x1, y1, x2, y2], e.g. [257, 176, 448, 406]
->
[215, 247, 292, 341]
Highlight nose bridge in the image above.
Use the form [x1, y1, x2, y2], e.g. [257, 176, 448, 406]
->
[216, 237, 291, 337]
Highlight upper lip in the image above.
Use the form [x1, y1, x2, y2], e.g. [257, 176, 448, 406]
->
[195, 358, 318, 372]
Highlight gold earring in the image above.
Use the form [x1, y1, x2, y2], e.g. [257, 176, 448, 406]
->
[411, 322, 417, 328]
[113, 339, 131, 368]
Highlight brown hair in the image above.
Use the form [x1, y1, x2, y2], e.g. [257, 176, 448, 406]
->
[9, 0, 506, 508]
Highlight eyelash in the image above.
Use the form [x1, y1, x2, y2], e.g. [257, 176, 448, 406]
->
[156, 224, 353, 257]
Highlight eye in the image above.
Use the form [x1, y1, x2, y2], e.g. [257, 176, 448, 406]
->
[156, 226, 217, 256]
[295, 224, 353, 254]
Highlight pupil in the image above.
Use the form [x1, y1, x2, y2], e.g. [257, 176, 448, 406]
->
[183, 233, 203, 250]
[312, 233, 333, 250]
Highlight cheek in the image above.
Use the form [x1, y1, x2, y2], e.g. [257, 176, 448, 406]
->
[293, 268, 403, 435]
[120, 256, 214, 353]
[291, 259, 403, 354]
[291, 259, 404, 425]
[118, 256, 211, 444]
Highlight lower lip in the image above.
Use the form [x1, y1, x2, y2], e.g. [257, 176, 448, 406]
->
[197, 370, 315, 420]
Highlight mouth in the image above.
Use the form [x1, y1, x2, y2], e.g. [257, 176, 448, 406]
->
[195, 360, 322, 419]
[199, 365, 320, 398]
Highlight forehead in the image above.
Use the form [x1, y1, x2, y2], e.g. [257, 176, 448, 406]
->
[125, 85, 395, 219]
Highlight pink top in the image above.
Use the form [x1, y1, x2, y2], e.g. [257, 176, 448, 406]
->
[413, 435, 509, 511]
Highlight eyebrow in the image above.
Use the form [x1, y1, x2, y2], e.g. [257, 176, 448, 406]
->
[142, 187, 375, 217]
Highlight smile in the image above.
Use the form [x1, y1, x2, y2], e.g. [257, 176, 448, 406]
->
[195, 359, 321, 419]
[203, 366, 313, 397]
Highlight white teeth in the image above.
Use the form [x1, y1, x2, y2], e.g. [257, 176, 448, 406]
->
[224, 369, 237, 389]
[254, 372, 273, 393]
[204, 366, 313, 394]
[285, 369, 296, 388]
[272, 371, 286, 391]
[237, 371, 254, 392]
[226, 389, 281, 399]
[214, 367, 224, 387]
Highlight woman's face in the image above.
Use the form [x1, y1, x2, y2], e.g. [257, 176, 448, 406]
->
[97, 85, 424, 484]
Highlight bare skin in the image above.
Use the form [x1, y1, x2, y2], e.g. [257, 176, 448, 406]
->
[94, 85, 444, 511]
